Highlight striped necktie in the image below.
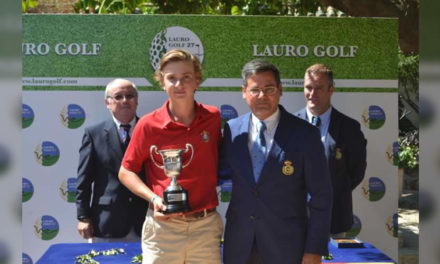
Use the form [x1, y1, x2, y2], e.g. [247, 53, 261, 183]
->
[312, 116, 321, 127]
[120, 124, 131, 151]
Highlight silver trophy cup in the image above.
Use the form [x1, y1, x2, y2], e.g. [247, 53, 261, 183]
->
[150, 143, 193, 213]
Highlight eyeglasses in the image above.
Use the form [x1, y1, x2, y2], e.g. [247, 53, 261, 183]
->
[107, 94, 136, 101]
[247, 87, 278, 97]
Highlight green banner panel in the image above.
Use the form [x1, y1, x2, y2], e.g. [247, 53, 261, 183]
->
[22, 15, 398, 91]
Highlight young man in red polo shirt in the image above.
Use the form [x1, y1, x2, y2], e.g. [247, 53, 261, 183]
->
[119, 49, 222, 264]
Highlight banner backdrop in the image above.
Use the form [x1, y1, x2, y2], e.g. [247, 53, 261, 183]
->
[22, 14, 398, 263]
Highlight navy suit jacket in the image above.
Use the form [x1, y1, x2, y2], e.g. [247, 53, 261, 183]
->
[221, 105, 333, 264]
[76, 118, 148, 238]
[295, 107, 367, 234]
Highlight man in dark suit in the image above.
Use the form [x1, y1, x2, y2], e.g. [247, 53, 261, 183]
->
[295, 63, 367, 237]
[76, 78, 148, 242]
[221, 59, 333, 264]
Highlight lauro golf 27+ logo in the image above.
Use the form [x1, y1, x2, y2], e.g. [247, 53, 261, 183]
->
[60, 178, 77, 203]
[220, 105, 238, 129]
[385, 141, 399, 166]
[22, 253, 33, 264]
[362, 105, 386, 129]
[22, 178, 34, 202]
[60, 104, 86, 129]
[385, 213, 398, 237]
[150, 26, 204, 70]
[34, 141, 60, 166]
[22, 104, 35, 129]
[362, 177, 386, 202]
[346, 215, 362, 237]
[34, 215, 59, 240]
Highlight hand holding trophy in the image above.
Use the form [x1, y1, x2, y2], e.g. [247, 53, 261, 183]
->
[150, 143, 193, 214]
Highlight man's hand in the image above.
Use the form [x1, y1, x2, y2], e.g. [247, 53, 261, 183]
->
[152, 196, 167, 220]
[301, 253, 322, 264]
[77, 218, 94, 239]
[151, 196, 177, 221]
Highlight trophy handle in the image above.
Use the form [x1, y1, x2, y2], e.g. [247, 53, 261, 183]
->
[149, 145, 164, 169]
[182, 143, 194, 168]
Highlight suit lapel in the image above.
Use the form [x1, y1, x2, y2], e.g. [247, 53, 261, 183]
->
[258, 106, 290, 185]
[104, 119, 124, 160]
[296, 108, 308, 121]
[233, 113, 258, 187]
[327, 108, 341, 169]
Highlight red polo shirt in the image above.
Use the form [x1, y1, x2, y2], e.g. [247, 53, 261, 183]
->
[122, 100, 221, 212]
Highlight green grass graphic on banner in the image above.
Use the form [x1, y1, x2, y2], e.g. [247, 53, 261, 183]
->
[369, 191, 385, 201]
[369, 119, 386, 129]
[22, 117, 34, 129]
[68, 118, 85, 129]
[23, 192, 33, 202]
[42, 229, 59, 241]
[42, 155, 59, 166]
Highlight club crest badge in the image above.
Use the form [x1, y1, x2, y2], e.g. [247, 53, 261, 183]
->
[335, 147, 342, 160]
[201, 130, 210, 142]
[282, 160, 294, 176]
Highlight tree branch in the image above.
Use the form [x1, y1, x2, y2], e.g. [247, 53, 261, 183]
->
[319, 0, 418, 54]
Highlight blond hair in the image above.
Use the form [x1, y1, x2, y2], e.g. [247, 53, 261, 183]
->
[154, 49, 202, 83]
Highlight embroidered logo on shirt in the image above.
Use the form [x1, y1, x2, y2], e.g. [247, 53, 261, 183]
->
[282, 160, 294, 176]
[201, 130, 210, 142]
[335, 147, 342, 160]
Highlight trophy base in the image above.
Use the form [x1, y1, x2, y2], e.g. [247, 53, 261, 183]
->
[163, 189, 191, 214]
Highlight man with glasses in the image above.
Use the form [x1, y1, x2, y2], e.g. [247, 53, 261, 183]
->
[221, 59, 333, 264]
[76, 78, 148, 242]
[295, 63, 367, 238]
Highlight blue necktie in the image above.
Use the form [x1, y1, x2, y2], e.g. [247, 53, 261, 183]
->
[251, 121, 267, 182]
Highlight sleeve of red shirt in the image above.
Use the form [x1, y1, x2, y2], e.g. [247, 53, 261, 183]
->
[122, 115, 149, 174]
[209, 105, 222, 143]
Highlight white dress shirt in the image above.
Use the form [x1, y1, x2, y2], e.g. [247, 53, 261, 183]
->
[248, 108, 281, 159]
[306, 106, 332, 158]
[112, 116, 136, 142]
